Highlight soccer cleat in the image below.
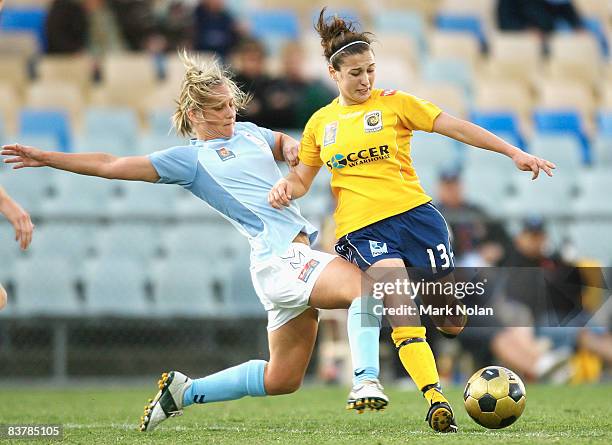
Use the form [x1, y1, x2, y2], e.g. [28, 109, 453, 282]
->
[346, 379, 389, 414]
[139, 371, 193, 432]
[426, 402, 458, 433]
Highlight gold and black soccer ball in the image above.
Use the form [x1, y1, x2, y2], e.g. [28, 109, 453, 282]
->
[464, 366, 526, 429]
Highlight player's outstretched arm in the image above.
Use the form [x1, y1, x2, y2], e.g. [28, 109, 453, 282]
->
[1, 144, 160, 183]
[272, 132, 300, 167]
[432, 112, 556, 180]
[0, 186, 34, 250]
[268, 162, 320, 209]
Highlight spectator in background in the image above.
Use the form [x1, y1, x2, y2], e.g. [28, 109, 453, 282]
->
[193, 0, 243, 60]
[45, 0, 89, 54]
[265, 42, 337, 130]
[156, 0, 192, 52]
[84, 0, 126, 56]
[435, 167, 510, 266]
[232, 38, 274, 128]
[497, 0, 584, 34]
[107, 0, 163, 52]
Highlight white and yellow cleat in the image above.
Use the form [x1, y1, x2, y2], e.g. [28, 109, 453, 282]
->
[346, 379, 389, 414]
[139, 371, 193, 432]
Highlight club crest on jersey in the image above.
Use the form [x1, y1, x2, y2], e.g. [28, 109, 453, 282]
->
[369, 240, 388, 257]
[216, 147, 235, 161]
[298, 259, 320, 282]
[364, 111, 382, 133]
[323, 121, 338, 146]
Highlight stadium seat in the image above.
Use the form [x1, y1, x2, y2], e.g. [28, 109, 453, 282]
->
[536, 79, 595, 131]
[372, 10, 427, 54]
[583, 17, 609, 58]
[410, 131, 464, 172]
[83, 107, 139, 149]
[25, 80, 83, 129]
[485, 32, 541, 88]
[0, 30, 38, 57]
[101, 53, 159, 88]
[219, 255, 265, 317]
[163, 223, 249, 261]
[429, 30, 482, 69]
[251, 10, 299, 55]
[435, 13, 487, 51]
[462, 169, 513, 216]
[413, 82, 467, 118]
[138, 134, 188, 155]
[14, 256, 81, 316]
[532, 112, 590, 163]
[596, 111, 612, 137]
[108, 180, 180, 217]
[373, 32, 419, 68]
[0, 164, 55, 214]
[592, 135, 612, 166]
[26, 222, 95, 265]
[421, 57, 473, 96]
[0, 220, 23, 274]
[18, 108, 71, 151]
[152, 257, 225, 318]
[470, 111, 525, 149]
[72, 134, 131, 156]
[36, 55, 93, 92]
[573, 168, 612, 216]
[0, 6, 47, 51]
[547, 34, 602, 90]
[84, 257, 151, 317]
[93, 224, 162, 263]
[174, 195, 221, 219]
[568, 221, 612, 265]
[39, 173, 118, 218]
[371, 58, 416, 92]
[0, 55, 30, 93]
[504, 171, 575, 217]
[147, 109, 174, 136]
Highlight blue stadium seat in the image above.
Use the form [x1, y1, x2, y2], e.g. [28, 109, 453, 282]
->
[372, 11, 427, 54]
[436, 14, 486, 51]
[568, 221, 612, 265]
[0, 7, 47, 51]
[251, 10, 299, 54]
[27, 222, 95, 265]
[584, 17, 609, 57]
[504, 171, 575, 217]
[108, 180, 180, 217]
[596, 110, 612, 137]
[470, 111, 525, 149]
[84, 107, 138, 148]
[19, 109, 71, 151]
[592, 135, 612, 166]
[94, 224, 161, 262]
[148, 109, 174, 136]
[462, 169, 513, 216]
[138, 134, 188, 155]
[411, 131, 464, 170]
[422, 57, 473, 96]
[14, 257, 81, 316]
[0, 166, 56, 214]
[163, 223, 249, 261]
[573, 168, 612, 216]
[532, 110, 590, 162]
[152, 258, 224, 318]
[84, 257, 151, 317]
[220, 256, 265, 318]
[528, 133, 584, 169]
[73, 134, 132, 156]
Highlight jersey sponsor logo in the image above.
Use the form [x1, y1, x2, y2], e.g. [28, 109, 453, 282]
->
[381, 89, 397, 96]
[216, 147, 236, 161]
[369, 240, 388, 257]
[325, 145, 390, 170]
[339, 111, 363, 119]
[364, 110, 382, 133]
[298, 259, 320, 282]
[323, 121, 338, 146]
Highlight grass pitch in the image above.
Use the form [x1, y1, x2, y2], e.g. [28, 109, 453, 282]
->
[0, 383, 610, 444]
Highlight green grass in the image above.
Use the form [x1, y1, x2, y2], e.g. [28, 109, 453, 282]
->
[0, 383, 610, 444]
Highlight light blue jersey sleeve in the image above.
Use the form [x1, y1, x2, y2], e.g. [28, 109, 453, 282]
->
[237, 122, 275, 149]
[148, 146, 198, 187]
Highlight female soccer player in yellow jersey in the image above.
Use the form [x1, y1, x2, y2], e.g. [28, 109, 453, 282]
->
[269, 8, 556, 433]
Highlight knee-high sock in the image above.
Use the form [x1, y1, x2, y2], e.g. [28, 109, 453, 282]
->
[348, 296, 382, 384]
[183, 359, 267, 407]
[392, 326, 447, 404]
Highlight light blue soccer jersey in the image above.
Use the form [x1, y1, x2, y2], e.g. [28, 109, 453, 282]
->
[148, 122, 318, 262]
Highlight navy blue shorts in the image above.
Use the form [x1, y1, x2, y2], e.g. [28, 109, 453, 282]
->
[334, 202, 455, 280]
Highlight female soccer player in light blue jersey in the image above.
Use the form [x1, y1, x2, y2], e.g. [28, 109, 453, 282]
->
[2, 52, 388, 432]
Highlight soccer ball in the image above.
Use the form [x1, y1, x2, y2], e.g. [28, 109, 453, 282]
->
[463, 366, 526, 429]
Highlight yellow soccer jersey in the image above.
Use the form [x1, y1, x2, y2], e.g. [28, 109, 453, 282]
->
[300, 88, 442, 239]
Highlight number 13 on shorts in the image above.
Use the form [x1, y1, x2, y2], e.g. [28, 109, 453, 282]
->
[426, 243, 454, 273]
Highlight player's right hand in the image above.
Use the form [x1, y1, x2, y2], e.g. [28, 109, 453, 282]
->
[268, 178, 292, 210]
[0, 195, 34, 250]
[1, 144, 47, 169]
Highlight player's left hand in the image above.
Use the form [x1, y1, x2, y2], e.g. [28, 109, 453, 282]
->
[282, 140, 299, 168]
[0, 195, 34, 250]
[511, 151, 556, 180]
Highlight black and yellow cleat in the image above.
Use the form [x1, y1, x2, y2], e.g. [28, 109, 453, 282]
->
[426, 401, 458, 433]
[346, 379, 389, 414]
[139, 370, 193, 432]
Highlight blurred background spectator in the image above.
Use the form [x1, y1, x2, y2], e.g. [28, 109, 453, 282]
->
[497, 0, 584, 34]
[45, 0, 88, 54]
[193, 0, 244, 59]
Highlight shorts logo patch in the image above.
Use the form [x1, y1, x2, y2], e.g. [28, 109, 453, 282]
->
[369, 240, 388, 257]
[216, 147, 236, 161]
[298, 259, 320, 282]
[323, 121, 338, 146]
[364, 111, 382, 133]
